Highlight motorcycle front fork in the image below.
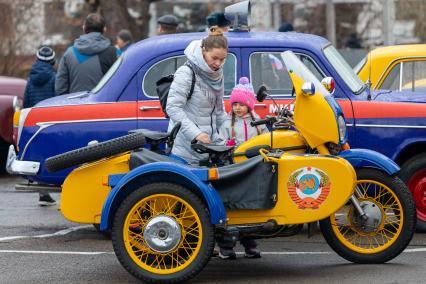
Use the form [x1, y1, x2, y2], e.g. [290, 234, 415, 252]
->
[316, 145, 367, 218]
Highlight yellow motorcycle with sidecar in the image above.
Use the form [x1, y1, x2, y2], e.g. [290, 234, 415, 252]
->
[45, 51, 415, 283]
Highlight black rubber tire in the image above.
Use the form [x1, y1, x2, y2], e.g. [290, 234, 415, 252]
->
[44, 132, 145, 173]
[399, 153, 426, 232]
[0, 145, 7, 174]
[319, 168, 416, 264]
[111, 183, 214, 284]
[93, 224, 111, 239]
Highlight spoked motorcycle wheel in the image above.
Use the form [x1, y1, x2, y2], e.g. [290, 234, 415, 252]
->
[320, 168, 416, 263]
[112, 183, 214, 283]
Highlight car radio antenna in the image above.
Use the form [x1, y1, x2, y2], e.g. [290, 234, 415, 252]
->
[366, 0, 373, 101]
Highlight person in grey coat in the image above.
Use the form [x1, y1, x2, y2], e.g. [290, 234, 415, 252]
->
[55, 13, 117, 95]
[166, 27, 228, 164]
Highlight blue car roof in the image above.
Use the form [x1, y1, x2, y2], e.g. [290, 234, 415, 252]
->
[125, 31, 330, 63]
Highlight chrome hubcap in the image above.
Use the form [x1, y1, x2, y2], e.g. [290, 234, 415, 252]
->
[352, 200, 383, 232]
[143, 215, 181, 253]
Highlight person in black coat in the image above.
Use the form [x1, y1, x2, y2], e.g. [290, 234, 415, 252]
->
[23, 46, 57, 206]
[23, 46, 56, 108]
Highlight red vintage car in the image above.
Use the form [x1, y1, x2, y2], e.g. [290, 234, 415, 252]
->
[0, 76, 26, 168]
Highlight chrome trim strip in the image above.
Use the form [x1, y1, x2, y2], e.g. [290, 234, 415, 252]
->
[67, 92, 90, 99]
[6, 145, 40, 175]
[17, 108, 31, 146]
[20, 124, 53, 160]
[35, 116, 168, 127]
[399, 62, 404, 91]
[139, 106, 160, 111]
[36, 117, 139, 126]
[356, 124, 426, 129]
[33, 100, 137, 109]
[138, 117, 167, 120]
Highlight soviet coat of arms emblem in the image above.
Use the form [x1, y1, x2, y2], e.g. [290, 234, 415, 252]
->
[287, 166, 331, 209]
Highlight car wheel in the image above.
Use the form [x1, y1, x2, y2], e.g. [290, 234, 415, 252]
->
[399, 153, 426, 232]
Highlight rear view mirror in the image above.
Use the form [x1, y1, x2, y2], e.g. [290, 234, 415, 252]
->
[321, 77, 335, 94]
[301, 82, 315, 96]
[256, 85, 268, 102]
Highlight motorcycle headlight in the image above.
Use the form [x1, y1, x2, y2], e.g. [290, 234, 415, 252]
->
[337, 115, 346, 143]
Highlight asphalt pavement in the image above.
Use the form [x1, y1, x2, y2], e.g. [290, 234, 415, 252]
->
[1, 173, 425, 283]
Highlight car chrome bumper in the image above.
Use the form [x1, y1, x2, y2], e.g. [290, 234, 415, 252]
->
[6, 145, 40, 175]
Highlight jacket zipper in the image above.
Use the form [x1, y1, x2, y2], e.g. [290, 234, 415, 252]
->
[210, 105, 215, 136]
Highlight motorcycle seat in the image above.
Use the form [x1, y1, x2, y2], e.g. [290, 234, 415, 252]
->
[134, 129, 169, 142]
[129, 149, 182, 169]
[192, 143, 234, 156]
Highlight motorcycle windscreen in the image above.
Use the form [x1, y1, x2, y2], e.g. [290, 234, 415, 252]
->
[280, 51, 339, 148]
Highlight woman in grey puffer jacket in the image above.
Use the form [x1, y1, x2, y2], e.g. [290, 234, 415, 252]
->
[166, 28, 228, 164]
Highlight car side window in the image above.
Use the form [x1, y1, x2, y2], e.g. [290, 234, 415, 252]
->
[250, 52, 324, 95]
[143, 54, 236, 98]
[401, 61, 426, 93]
[381, 63, 400, 91]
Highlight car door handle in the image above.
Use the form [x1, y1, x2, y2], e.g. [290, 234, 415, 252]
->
[255, 104, 267, 107]
[139, 106, 161, 111]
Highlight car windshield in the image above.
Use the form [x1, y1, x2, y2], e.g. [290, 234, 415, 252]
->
[323, 45, 364, 93]
[92, 56, 123, 94]
[353, 56, 367, 75]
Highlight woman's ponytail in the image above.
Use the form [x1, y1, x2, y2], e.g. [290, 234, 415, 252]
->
[201, 25, 228, 51]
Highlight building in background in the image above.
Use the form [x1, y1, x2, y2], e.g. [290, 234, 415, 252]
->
[1, 0, 425, 77]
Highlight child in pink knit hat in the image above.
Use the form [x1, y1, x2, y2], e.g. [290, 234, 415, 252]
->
[219, 77, 268, 147]
[217, 77, 268, 260]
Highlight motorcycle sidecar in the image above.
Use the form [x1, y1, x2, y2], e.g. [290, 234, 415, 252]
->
[60, 147, 356, 283]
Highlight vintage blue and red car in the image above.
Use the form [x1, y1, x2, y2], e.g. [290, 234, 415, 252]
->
[7, 30, 426, 229]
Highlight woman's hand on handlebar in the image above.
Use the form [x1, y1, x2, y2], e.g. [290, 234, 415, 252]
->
[195, 133, 211, 144]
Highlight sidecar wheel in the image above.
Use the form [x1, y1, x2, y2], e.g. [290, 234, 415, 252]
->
[111, 183, 214, 283]
[320, 168, 415, 263]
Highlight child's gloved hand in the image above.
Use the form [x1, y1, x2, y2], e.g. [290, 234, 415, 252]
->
[226, 139, 236, 146]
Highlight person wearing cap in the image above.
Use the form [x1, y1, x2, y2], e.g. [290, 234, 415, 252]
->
[278, 22, 294, 32]
[55, 13, 117, 95]
[157, 14, 179, 35]
[206, 12, 231, 32]
[115, 29, 133, 56]
[24, 46, 56, 108]
[23, 46, 57, 206]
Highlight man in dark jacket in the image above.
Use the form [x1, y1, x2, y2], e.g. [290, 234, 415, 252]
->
[55, 13, 117, 95]
[23, 46, 57, 206]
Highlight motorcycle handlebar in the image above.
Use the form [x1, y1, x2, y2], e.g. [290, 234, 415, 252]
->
[250, 116, 277, 127]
